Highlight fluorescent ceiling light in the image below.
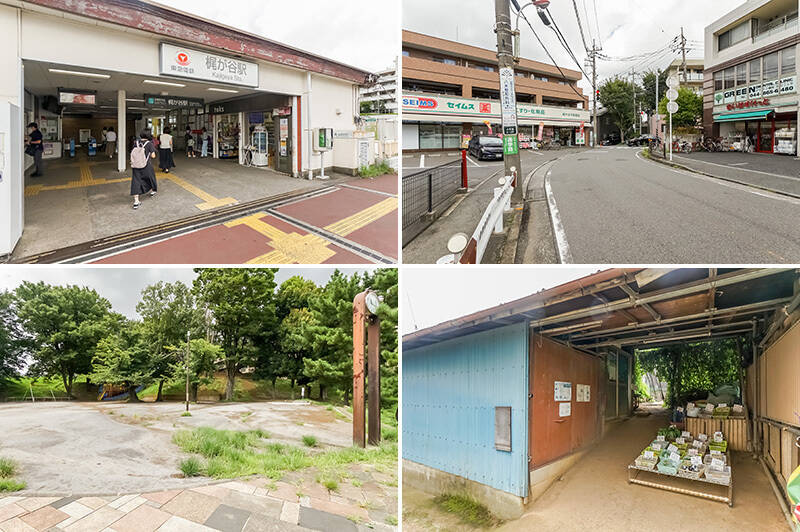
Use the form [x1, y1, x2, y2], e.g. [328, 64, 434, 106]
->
[208, 87, 239, 93]
[125, 98, 144, 102]
[49, 68, 110, 79]
[99, 105, 117, 109]
[128, 107, 149, 110]
[143, 79, 186, 87]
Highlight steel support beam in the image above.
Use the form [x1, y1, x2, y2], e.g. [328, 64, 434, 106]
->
[619, 283, 661, 322]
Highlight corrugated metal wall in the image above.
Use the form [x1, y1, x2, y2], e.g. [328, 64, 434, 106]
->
[402, 322, 529, 497]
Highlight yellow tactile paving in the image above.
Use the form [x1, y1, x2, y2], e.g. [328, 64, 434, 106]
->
[225, 213, 337, 264]
[157, 171, 237, 211]
[25, 159, 128, 197]
[323, 197, 398, 236]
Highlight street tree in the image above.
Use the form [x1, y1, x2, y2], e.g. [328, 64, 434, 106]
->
[598, 78, 643, 141]
[278, 307, 316, 393]
[0, 291, 27, 383]
[169, 338, 221, 402]
[193, 268, 278, 400]
[658, 87, 703, 128]
[136, 281, 199, 401]
[92, 321, 152, 402]
[364, 268, 399, 410]
[15, 282, 113, 398]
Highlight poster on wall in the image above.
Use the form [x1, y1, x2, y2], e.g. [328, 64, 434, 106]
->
[576, 384, 591, 402]
[279, 118, 289, 140]
[559, 402, 572, 417]
[554, 381, 572, 402]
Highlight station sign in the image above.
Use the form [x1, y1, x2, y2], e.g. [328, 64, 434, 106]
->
[159, 43, 259, 87]
[144, 94, 204, 109]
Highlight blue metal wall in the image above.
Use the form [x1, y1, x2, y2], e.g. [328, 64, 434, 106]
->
[402, 321, 529, 497]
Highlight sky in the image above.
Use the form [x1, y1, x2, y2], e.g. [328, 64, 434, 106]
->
[153, 0, 399, 73]
[403, 0, 748, 96]
[402, 267, 601, 334]
[0, 267, 376, 320]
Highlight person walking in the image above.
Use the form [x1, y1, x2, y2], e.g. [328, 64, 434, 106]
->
[130, 130, 157, 210]
[100, 127, 107, 152]
[26, 122, 44, 177]
[158, 127, 175, 173]
[184, 127, 195, 158]
[201, 127, 209, 157]
[105, 126, 117, 159]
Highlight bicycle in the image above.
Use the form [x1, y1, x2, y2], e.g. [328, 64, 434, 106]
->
[242, 145, 255, 167]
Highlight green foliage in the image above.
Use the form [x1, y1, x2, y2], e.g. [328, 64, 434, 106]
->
[92, 322, 153, 401]
[0, 292, 27, 383]
[181, 411, 192, 417]
[15, 282, 114, 397]
[179, 457, 202, 477]
[358, 162, 394, 178]
[0, 478, 25, 492]
[658, 87, 703, 127]
[168, 338, 221, 401]
[433, 493, 498, 528]
[638, 338, 741, 407]
[598, 78, 643, 141]
[632, 354, 652, 402]
[0, 457, 17, 478]
[0, 457, 24, 492]
[302, 435, 318, 447]
[640, 69, 668, 114]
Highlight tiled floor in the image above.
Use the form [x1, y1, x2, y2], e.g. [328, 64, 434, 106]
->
[0, 464, 398, 532]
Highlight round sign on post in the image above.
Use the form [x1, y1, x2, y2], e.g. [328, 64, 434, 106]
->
[667, 101, 679, 114]
[666, 88, 679, 101]
[667, 75, 680, 89]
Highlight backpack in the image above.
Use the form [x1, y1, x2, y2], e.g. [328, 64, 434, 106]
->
[130, 140, 149, 169]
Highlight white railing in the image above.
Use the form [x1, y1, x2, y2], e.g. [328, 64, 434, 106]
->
[754, 17, 798, 42]
[439, 177, 514, 264]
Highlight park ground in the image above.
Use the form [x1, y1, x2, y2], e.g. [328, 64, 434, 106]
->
[402, 406, 786, 531]
[0, 381, 398, 532]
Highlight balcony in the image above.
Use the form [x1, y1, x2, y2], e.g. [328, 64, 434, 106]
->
[754, 12, 798, 43]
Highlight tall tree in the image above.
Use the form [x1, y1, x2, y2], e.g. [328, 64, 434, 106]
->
[15, 282, 113, 398]
[0, 291, 27, 383]
[169, 338, 221, 402]
[598, 78, 643, 141]
[136, 281, 199, 401]
[640, 69, 668, 114]
[92, 321, 152, 402]
[363, 268, 399, 410]
[193, 268, 278, 401]
[658, 87, 703, 128]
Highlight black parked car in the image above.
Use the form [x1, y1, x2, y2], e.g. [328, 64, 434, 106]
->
[468, 135, 504, 161]
[626, 134, 655, 147]
[601, 133, 621, 146]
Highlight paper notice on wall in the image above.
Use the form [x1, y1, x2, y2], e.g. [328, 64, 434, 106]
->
[558, 402, 571, 417]
[554, 381, 572, 402]
[576, 384, 591, 402]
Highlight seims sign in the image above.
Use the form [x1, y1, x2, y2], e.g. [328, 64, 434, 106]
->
[159, 43, 259, 88]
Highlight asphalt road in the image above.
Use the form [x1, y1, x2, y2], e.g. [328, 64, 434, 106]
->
[546, 147, 800, 263]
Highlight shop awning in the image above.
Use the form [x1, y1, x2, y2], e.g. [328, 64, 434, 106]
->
[713, 109, 774, 122]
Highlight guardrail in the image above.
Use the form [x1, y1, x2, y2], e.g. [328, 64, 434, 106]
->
[439, 177, 514, 264]
[402, 158, 465, 246]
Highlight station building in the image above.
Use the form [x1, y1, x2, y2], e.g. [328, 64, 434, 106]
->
[401, 30, 591, 151]
[704, 0, 798, 155]
[0, 0, 374, 257]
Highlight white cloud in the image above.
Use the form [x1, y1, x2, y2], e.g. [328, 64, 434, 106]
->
[154, 0, 400, 73]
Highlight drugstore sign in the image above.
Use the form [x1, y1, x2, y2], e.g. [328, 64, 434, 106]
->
[159, 43, 259, 87]
[402, 93, 590, 123]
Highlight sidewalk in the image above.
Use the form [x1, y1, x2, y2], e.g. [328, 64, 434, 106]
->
[0, 466, 397, 532]
[655, 151, 800, 198]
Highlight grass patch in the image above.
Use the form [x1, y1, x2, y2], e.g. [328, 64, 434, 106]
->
[321, 478, 338, 492]
[0, 478, 25, 492]
[358, 161, 394, 178]
[181, 412, 192, 417]
[302, 435, 317, 447]
[642, 147, 651, 158]
[434, 493, 498, 528]
[381, 426, 398, 442]
[385, 515, 398, 526]
[0, 457, 17, 478]
[179, 457, 202, 477]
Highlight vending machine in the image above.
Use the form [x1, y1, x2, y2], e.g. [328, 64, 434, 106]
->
[251, 126, 268, 167]
[87, 137, 97, 157]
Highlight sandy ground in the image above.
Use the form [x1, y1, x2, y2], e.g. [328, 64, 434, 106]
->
[0, 401, 351, 495]
[403, 407, 789, 531]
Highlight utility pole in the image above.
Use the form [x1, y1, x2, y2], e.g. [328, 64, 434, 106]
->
[494, 0, 522, 201]
[680, 27, 688, 84]
[631, 68, 636, 139]
[591, 39, 599, 148]
[185, 330, 190, 412]
[655, 70, 660, 140]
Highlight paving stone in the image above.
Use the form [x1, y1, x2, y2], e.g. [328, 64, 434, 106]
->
[106, 496, 137, 511]
[0, 504, 26, 523]
[298, 507, 357, 532]
[20, 506, 70, 530]
[215, 483, 254, 496]
[0, 499, 24, 510]
[64, 506, 124, 532]
[161, 492, 220, 525]
[0, 516, 38, 532]
[188, 486, 230, 500]
[48, 498, 78, 511]
[298, 497, 310, 509]
[141, 491, 181, 506]
[266, 483, 298, 503]
[108, 504, 170, 532]
[116, 497, 147, 514]
[278, 502, 299, 525]
[203, 504, 250, 532]
[156, 516, 215, 532]
[308, 498, 368, 522]
[17, 499, 61, 513]
[59, 503, 92, 521]
[221, 491, 281, 517]
[335, 486, 364, 503]
[74, 499, 108, 511]
[298, 484, 329, 502]
[241, 513, 307, 532]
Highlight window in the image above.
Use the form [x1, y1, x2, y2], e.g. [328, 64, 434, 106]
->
[515, 71, 527, 78]
[736, 64, 747, 85]
[494, 407, 511, 452]
[442, 125, 461, 149]
[535, 75, 549, 82]
[749, 58, 761, 83]
[473, 64, 495, 72]
[724, 67, 735, 89]
[402, 50, 409, 57]
[718, 20, 751, 51]
[431, 56, 456, 65]
[781, 47, 796, 76]
[419, 124, 442, 150]
[764, 52, 779, 79]
[714, 71, 723, 91]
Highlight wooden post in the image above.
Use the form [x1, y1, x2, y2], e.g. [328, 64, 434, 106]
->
[353, 292, 367, 448]
[368, 316, 381, 446]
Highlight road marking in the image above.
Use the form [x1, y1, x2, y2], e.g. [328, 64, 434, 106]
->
[339, 183, 397, 197]
[466, 155, 482, 168]
[225, 214, 337, 264]
[671, 153, 798, 180]
[728, 162, 749, 166]
[324, 197, 397, 236]
[544, 171, 573, 264]
[635, 150, 800, 206]
[158, 171, 237, 211]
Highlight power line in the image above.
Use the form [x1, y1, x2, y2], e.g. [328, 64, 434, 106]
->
[571, 0, 590, 53]
[544, 7, 591, 79]
[591, 0, 602, 47]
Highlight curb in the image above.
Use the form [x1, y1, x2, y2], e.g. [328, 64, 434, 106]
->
[645, 152, 800, 201]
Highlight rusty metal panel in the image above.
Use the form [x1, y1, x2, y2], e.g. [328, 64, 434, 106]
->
[530, 335, 602, 468]
[403, 322, 529, 497]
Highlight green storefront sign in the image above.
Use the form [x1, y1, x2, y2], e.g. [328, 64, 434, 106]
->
[503, 134, 519, 156]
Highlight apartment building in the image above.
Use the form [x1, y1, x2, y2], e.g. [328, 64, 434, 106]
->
[360, 62, 398, 114]
[401, 30, 590, 151]
[704, 0, 798, 155]
[667, 58, 705, 96]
